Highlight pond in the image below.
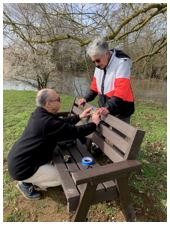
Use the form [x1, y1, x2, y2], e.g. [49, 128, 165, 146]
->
[3, 78, 167, 106]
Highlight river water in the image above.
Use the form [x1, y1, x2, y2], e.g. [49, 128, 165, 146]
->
[3, 78, 167, 106]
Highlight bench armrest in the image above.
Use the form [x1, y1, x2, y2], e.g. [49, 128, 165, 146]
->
[72, 160, 141, 185]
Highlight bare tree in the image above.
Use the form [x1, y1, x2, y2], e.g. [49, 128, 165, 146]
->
[3, 3, 167, 87]
[4, 3, 166, 55]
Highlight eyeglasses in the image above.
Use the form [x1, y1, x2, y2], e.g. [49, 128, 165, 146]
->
[49, 97, 61, 103]
[92, 59, 101, 64]
[92, 53, 108, 64]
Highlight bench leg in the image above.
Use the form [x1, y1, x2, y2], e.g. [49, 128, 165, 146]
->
[73, 183, 97, 222]
[116, 177, 136, 222]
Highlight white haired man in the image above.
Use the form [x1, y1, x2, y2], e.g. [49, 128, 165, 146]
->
[79, 37, 135, 123]
[8, 89, 100, 200]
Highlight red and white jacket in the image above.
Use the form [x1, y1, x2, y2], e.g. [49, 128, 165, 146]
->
[84, 49, 135, 118]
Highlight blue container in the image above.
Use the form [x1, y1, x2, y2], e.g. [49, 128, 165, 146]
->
[81, 157, 94, 166]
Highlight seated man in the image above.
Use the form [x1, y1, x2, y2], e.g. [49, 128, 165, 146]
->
[7, 88, 100, 200]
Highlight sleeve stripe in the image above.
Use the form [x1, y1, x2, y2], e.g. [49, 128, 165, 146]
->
[90, 76, 98, 92]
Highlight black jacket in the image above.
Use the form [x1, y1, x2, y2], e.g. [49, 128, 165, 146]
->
[7, 107, 96, 181]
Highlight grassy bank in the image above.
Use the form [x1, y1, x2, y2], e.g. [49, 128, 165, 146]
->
[3, 90, 167, 221]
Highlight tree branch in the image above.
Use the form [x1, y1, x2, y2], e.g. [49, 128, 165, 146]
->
[116, 7, 166, 41]
[3, 3, 166, 48]
[133, 40, 167, 63]
[107, 3, 166, 41]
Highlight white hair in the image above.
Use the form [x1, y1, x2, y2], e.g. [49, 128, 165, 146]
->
[86, 37, 109, 57]
[36, 89, 50, 107]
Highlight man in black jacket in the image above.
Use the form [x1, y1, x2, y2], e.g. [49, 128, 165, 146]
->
[8, 88, 100, 200]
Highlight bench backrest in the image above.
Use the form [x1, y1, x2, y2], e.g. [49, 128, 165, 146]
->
[71, 98, 145, 163]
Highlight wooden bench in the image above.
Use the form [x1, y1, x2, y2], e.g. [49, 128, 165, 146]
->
[53, 98, 145, 222]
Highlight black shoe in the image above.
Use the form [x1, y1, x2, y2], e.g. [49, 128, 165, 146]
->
[17, 182, 41, 200]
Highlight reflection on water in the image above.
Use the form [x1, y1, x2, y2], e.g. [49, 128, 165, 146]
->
[131, 78, 166, 105]
[3, 80, 36, 91]
[3, 78, 166, 106]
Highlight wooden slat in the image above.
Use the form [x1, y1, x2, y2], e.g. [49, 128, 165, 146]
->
[72, 105, 82, 115]
[76, 140, 116, 191]
[76, 140, 98, 166]
[53, 146, 80, 212]
[60, 147, 80, 173]
[74, 98, 137, 148]
[69, 145, 104, 192]
[99, 124, 129, 154]
[69, 146, 90, 170]
[125, 129, 145, 160]
[74, 97, 135, 138]
[88, 132, 124, 162]
[72, 100, 129, 155]
[101, 115, 136, 138]
[73, 99, 144, 162]
[72, 160, 141, 185]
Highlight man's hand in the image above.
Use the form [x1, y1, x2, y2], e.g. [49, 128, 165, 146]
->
[79, 107, 92, 119]
[91, 110, 101, 126]
[78, 98, 86, 106]
[98, 107, 109, 116]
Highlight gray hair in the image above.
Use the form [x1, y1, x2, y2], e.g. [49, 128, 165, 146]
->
[86, 37, 109, 57]
[36, 89, 50, 107]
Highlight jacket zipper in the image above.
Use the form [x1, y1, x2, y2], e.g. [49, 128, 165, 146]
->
[101, 68, 107, 95]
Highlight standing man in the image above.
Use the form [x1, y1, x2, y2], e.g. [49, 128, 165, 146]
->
[8, 88, 100, 200]
[79, 37, 134, 123]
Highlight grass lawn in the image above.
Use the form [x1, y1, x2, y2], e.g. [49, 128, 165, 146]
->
[3, 90, 167, 222]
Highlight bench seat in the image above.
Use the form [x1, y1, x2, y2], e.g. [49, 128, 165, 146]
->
[53, 140, 118, 212]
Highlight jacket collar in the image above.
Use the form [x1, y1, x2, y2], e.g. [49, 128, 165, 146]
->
[105, 49, 115, 70]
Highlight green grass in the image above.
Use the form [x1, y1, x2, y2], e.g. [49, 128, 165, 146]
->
[3, 90, 167, 221]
